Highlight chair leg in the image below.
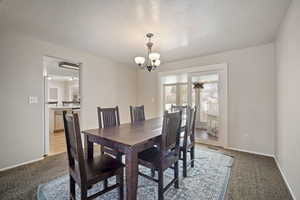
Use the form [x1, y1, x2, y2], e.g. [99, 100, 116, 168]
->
[151, 169, 155, 177]
[116, 152, 122, 162]
[158, 168, 164, 200]
[183, 149, 187, 177]
[70, 175, 75, 200]
[117, 170, 124, 200]
[174, 161, 179, 189]
[100, 145, 104, 155]
[190, 146, 195, 168]
[80, 186, 88, 200]
[104, 179, 108, 189]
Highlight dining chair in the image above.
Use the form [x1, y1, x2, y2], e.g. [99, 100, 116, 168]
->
[138, 110, 182, 200]
[171, 105, 187, 123]
[63, 111, 124, 200]
[97, 106, 122, 157]
[97, 106, 120, 128]
[130, 105, 145, 123]
[97, 106, 123, 188]
[180, 106, 197, 177]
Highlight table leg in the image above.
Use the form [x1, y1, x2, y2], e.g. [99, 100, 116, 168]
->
[125, 149, 138, 200]
[84, 135, 94, 160]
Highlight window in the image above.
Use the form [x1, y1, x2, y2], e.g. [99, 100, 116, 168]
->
[163, 83, 188, 111]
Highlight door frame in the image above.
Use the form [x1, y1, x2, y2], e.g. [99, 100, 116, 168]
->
[42, 55, 82, 156]
[158, 63, 228, 148]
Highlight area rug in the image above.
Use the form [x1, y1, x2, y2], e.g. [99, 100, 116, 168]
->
[37, 148, 233, 200]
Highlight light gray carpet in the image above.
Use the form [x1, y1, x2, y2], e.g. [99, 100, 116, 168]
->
[38, 149, 233, 200]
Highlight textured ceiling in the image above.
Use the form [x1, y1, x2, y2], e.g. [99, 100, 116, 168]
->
[0, 0, 291, 65]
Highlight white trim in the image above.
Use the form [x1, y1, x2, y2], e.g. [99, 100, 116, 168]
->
[196, 139, 222, 147]
[0, 157, 44, 172]
[158, 63, 228, 76]
[226, 147, 275, 158]
[274, 158, 296, 200]
[43, 56, 82, 156]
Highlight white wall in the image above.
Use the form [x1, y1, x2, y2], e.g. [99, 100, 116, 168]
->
[276, 0, 300, 199]
[137, 71, 159, 119]
[0, 32, 137, 170]
[138, 43, 276, 155]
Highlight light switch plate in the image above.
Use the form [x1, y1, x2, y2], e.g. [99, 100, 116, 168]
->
[29, 96, 38, 104]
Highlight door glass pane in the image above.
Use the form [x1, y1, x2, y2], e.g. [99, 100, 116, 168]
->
[191, 73, 219, 140]
[178, 84, 188, 106]
[164, 85, 176, 111]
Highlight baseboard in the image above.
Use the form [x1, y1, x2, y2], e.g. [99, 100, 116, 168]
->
[0, 157, 44, 172]
[226, 147, 275, 158]
[274, 158, 296, 200]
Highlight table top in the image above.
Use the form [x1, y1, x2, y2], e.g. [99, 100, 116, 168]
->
[82, 118, 164, 147]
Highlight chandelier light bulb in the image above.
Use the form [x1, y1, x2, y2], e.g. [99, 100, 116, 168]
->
[149, 52, 160, 61]
[155, 59, 161, 66]
[134, 57, 145, 66]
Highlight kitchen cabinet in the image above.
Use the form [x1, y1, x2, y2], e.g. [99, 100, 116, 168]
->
[49, 105, 80, 133]
[54, 111, 64, 131]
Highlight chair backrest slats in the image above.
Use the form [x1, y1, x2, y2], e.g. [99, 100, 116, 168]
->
[186, 106, 197, 136]
[171, 105, 187, 116]
[130, 105, 145, 123]
[63, 111, 87, 182]
[161, 110, 182, 154]
[182, 106, 197, 146]
[97, 106, 120, 128]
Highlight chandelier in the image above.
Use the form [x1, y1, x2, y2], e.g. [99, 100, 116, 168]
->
[134, 33, 161, 72]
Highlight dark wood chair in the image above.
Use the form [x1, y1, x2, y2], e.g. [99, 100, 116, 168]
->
[180, 106, 197, 177]
[62, 111, 124, 200]
[97, 106, 123, 188]
[171, 105, 187, 124]
[97, 106, 121, 156]
[130, 105, 145, 123]
[138, 110, 182, 200]
[97, 106, 120, 128]
[171, 104, 188, 134]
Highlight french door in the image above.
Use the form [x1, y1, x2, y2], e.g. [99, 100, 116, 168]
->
[160, 64, 228, 147]
[188, 71, 222, 146]
[161, 69, 227, 146]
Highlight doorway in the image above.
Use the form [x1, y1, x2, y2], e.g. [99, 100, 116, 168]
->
[43, 56, 81, 156]
[159, 63, 228, 147]
[189, 72, 221, 146]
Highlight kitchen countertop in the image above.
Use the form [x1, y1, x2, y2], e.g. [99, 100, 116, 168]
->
[48, 104, 80, 110]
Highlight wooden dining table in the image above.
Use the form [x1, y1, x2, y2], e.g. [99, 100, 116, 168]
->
[82, 118, 166, 200]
